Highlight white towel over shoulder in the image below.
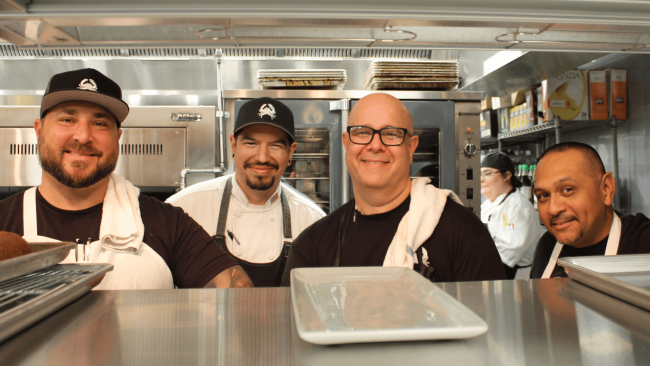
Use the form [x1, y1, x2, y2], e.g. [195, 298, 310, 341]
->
[382, 177, 463, 269]
[99, 173, 144, 253]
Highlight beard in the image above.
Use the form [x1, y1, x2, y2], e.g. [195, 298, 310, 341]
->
[550, 214, 582, 245]
[244, 161, 278, 191]
[38, 137, 119, 189]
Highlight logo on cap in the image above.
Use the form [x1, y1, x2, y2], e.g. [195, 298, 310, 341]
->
[78, 79, 97, 92]
[258, 104, 276, 120]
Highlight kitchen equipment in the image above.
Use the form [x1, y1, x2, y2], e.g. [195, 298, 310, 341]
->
[290, 267, 488, 345]
[0, 263, 113, 343]
[0, 242, 75, 283]
[0, 105, 219, 191]
[363, 61, 460, 91]
[558, 254, 650, 311]
[258, 69, 347, 90]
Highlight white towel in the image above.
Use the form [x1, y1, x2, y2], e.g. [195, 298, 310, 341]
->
[383, 177, 463, 269]
[99, 173, 144, 253]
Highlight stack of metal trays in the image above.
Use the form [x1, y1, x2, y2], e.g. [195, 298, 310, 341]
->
[363, 61, 460, 90]
[0, 242, 113, 343]
[558, 254, 650, 311]
[258, 69, 347, 90]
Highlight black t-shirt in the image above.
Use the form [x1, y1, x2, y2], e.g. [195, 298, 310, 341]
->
[530, 213, 650, 278]
[0, 189, 237, 288]
[281, 195, 506, 285]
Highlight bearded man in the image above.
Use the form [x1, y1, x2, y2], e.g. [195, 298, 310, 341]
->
[0, 68, 252, 290]
[167, 97, 325, 287]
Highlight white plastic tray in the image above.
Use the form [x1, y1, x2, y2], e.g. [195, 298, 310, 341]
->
[290, 267, 488, 345]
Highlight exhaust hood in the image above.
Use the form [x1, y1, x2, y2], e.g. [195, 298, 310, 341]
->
[0, 0, 648, 53]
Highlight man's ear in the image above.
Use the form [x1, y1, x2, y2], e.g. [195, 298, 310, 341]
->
[288, 141, 298, 160]
[342, 132, 349, 151]
[601, 172, 616, 206]
[408, 134, 419, 163]
[34, 118, 42, 138]
[230, 135, 237, 156]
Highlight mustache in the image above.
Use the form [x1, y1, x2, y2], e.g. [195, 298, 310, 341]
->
[61, 141, 102, 157]
[244, 161, 279, 170]
[550, 214, 577, 225]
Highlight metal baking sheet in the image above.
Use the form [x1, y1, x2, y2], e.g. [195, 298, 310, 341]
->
[0, 242, 75, 283]
[558, 254, 650, 311]
[0, 263, 113, 343]
[291, 267, 488, 345]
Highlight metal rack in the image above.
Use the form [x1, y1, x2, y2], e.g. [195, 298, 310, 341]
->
[485, 116, 622, 208]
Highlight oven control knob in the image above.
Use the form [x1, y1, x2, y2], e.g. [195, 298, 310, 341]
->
[463, 142, 477, 157]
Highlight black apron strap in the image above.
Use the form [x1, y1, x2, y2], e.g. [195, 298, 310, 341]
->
[215, 176, 233, 240]
[279, 186, 293, 274]
[334, 201, 355, 267]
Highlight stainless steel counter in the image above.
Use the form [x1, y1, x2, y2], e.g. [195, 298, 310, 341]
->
[1, 278, 649, 366]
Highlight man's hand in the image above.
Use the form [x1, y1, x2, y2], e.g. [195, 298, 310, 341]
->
[204, 265, 254, 288]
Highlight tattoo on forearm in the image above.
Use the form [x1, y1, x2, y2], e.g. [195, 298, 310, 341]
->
[205, 265, 254, 288]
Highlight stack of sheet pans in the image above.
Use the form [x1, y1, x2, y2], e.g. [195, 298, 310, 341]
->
[258, 69, 347, 90]
[0, 242, 112, 343]
[363, 61, 460, 90]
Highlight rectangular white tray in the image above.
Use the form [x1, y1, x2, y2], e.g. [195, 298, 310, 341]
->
[558, 254, 650, 311]
[290, 267, 488, 345]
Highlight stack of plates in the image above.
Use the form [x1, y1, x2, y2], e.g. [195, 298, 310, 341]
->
[258, 69, 347, 90]
[363, 61, 460, 90]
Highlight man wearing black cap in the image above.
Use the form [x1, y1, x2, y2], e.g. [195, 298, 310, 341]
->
[167, 97, 325, 287]
[481, 152, 543, 279]
[0, 68, 252, 290]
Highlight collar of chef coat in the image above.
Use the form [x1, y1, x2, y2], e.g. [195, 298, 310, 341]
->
[491, 191, 509, 204]
[231, 175, 283, 209]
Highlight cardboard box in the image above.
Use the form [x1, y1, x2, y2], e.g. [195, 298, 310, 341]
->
[524, 89, 537, 128]
[537, 81, 548, 123]
[498, 108, 510, 134]
[547, 70, 589, 121]
[480, 110, 498, 137]
[481, 98, 492, 111]
[608, 69, 627, 121]
[589, 70, 608, 120]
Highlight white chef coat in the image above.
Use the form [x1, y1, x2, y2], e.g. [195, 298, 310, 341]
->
[166, 174, 326, 264]
[481, 190, 544, 268]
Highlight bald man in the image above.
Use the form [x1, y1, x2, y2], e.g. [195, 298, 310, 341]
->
[530, 142, 650, 278]
[281, 94, 505, 285]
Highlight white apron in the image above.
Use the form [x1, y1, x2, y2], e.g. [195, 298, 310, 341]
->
[22, 187, 174, 290]
[541, 214, 622, 279]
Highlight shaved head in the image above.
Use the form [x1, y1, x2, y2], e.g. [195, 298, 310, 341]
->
[539, 142, 606, 184]
[349, 93, 414, 132]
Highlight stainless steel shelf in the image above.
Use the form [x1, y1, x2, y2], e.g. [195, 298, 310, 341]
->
[498, 118, 616, 141]
[292, 153, 329, 159]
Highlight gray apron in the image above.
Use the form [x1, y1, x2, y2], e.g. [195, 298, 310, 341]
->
[213, 177, 292, 287]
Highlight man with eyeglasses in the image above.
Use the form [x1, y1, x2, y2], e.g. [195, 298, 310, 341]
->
[281, 93, 505, 285]
[530, 142, 650, 278]
[481, 152, 543, 279]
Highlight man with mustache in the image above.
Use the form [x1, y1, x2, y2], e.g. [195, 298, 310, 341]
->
[0, 68, 252, 289]
[530, 142, 650, 278]
[167, 97, 325, 287]
[281, 94, 505, 285]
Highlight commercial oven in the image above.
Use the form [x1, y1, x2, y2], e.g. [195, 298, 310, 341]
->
[225, 90, 482, 216]
[0, 105, 222, 199]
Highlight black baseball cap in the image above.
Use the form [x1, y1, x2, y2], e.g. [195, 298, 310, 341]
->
[481, 152, 522, 187]
[40, 68, 130, 125]
[234, 97, 295, 143]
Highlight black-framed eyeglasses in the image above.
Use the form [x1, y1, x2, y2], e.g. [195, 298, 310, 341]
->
[346, 126, 411, 146]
